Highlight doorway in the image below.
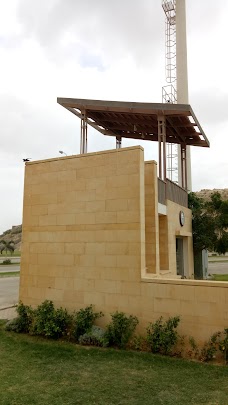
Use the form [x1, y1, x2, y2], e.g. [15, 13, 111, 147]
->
[176, 237, 184, 277]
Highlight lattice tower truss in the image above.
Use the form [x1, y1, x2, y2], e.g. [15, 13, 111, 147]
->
[162, 0, 178, 183]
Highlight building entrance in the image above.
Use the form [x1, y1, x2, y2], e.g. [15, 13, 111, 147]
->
[176, 237, 184, 277]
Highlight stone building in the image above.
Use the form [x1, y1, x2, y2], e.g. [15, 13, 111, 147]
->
[19, 99, 228, 341]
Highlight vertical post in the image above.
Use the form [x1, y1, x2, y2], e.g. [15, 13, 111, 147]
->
[80, 110, 88, 154]
[116, 136, 122, 149]
[158, 133, 162, 179]
[184, 145, 188, 189]
[163, 127, 167, 181]
[180, 144, 187, 190]
[157, 115, 166, 181]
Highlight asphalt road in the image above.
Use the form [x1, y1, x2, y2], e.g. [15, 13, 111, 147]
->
[0, 277, 19, 308]
[0, 265, 20, 273]
[208, 261, 228, 275]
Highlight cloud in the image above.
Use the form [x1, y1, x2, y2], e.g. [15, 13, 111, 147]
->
[0, 0, 227, 233]
[190, 90, 228, 128]
[16, 0, 163, 67]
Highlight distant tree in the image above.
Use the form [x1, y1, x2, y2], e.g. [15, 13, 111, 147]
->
[205, 192, 228, 254]
[188, 192, 228, 255]
[0, 240, 15, 255]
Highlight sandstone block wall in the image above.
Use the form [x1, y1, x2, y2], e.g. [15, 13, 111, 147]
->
[20, 146, 228, 343]
[20, 146, 145, 312]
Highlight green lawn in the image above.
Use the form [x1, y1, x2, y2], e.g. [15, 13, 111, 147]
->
[0, 250, 21, 257]
[0, 271, 20, 278]
[0, 262, 20, 266]
[208, 256, 228, 263]
[212, 274, 228, 282]
[0, 323, 228, 405]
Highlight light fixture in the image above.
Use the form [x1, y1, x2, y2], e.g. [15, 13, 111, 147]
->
[59, 150, 67, 156]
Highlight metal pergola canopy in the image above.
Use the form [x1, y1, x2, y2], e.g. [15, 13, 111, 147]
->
[57, 97, 209, 148]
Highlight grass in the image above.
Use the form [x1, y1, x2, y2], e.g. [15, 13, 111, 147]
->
[0, 325, 228, 405]
[209, 259, 228, 263]
[0, 271, 20, 278]
[208, 256, 228, 263]
[0, 262, 20, 266]
[212, 274, 228, 282]
[0, 250, 21, 257]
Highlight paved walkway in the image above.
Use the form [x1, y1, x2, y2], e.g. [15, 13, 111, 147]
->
[0, 277, 19, 308]
[0, 306, 17, 320]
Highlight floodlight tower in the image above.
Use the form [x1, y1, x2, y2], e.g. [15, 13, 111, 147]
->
[162, 0, 192, 190]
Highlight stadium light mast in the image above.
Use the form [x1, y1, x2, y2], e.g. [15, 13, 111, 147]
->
[162, 0, 192, 190]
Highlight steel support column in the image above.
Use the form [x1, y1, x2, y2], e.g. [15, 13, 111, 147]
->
[158, 115, 167, 181]
[116, 136, 122, 149]
[80, 111, 88, 154]
[180, 144, 188, 189]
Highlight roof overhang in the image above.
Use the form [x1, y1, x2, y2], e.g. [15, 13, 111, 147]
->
[57, 97, 210, 148]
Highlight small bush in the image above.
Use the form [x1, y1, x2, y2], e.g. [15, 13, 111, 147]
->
[4, 302, 33, 333]
[172, 334, 186, 358]
[31, 300, 72, 339]
[2, 259, 11, 265]
[146, 316, 180, 355]
[188, 336, 199, 359]
[79, 326, 107, 347]
[5, 318, 23, 333]
[130, 335, 149, 352]
[72, 305, 103, 341]
[200, 332, 221, 362]
[105, 311, 139, 349]
[219, 328, 228, 364]
[14, 302, 33, 333]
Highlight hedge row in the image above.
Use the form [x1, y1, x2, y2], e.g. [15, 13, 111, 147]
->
[5, 300, 228, 364]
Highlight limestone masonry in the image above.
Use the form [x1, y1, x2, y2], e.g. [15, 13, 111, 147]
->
[19, 146, 228, 342]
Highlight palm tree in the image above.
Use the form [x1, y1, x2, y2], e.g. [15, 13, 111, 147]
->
[0, 240, 15, 255]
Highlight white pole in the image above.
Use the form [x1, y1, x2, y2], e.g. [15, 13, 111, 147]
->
[176, 0, 192, 190]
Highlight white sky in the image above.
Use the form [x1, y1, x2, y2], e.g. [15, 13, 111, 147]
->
[0, 0, 228, 234]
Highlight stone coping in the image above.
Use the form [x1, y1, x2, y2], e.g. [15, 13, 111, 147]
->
[141, 277, 228, 288]
[25, 145, 144, 165]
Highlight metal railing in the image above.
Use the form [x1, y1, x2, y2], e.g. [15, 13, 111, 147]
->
[158, 178, 188, 208]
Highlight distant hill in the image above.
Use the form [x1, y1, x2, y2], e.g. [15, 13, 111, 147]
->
[1, 189, 227, 252]
[0, 225, 22, 251]
[195, 188, 228, 201]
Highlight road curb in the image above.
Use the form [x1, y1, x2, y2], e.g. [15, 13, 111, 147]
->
[0, 304, 17, 311]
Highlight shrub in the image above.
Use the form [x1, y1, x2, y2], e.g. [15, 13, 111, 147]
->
[146, 316, 180, 355]
[5, 302, 33, 333]
[219, 328, 228, 364]
[188, 336, 199, 359]
[130, 335, 149, 352]
[14, 302, 33, 333]
[200, 332, 221, 362]
[79, 326, 107, 347]
[2, 259, 11, 265]
[72, 305, 103, 341]
[5, 318, 23, 333]
[105, 311, 139, 349]
[172, 334, 186, 358]
[31, 300, 72, 339]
